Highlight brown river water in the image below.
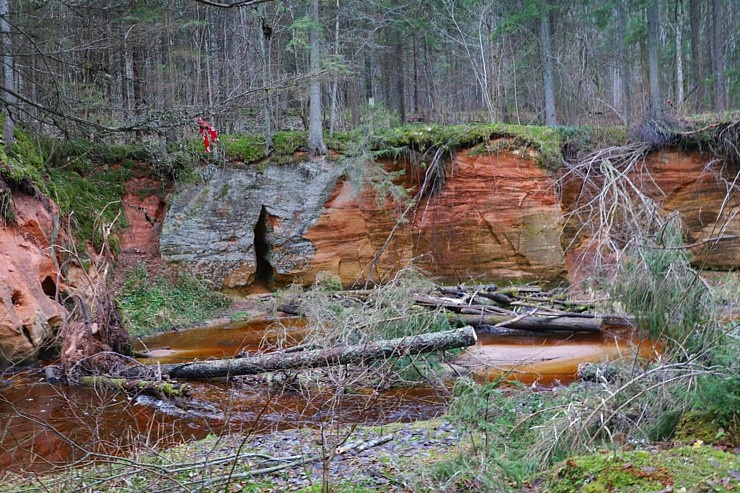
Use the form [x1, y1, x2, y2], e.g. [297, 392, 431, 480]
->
[0, 319, 653, 473]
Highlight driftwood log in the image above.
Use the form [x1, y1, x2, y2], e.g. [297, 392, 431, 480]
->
[448, 313, 603, 333]
[318, 284, 635, 334]
[125, 326, 477, 381]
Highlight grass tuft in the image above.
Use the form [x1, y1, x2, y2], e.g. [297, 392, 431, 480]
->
[116, 263, 230, 337]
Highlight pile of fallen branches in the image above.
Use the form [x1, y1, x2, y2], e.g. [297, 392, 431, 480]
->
[281, 283, 632, 335]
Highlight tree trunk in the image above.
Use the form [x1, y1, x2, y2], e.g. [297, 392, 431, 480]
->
[646, 0, 661, 116]
[395, 33, 406, 124]
[711, 0, 725, 111]
[126, 327, 477, 380]
[307, 0, 326, 157]
[1, 0, 14, 152]
[675, 0, 684, 109]
[539, 5, 557, 126]
[328, 0, 340, 137]
[689, 0, 702, 111]
[258, 7, 273, 155]
[413, 35, 419, 116]
[616, 0, 632, 124]
[79, 376, 189, 399]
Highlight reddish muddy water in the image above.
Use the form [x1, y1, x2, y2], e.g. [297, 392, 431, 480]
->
[469, 326, 656, 385]
[0, 319, 653, 473]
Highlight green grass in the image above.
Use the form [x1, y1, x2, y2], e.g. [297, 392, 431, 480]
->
[116, 263, 230, 337]
[47, 164, 132, 253]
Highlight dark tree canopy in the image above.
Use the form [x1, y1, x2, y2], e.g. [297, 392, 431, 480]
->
[0, 0, 736, 143]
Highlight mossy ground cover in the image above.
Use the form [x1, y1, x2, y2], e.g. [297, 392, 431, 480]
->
[206, 123, 603, 172]
[371, 123, 565, 170]
[544, 443, 738, 493]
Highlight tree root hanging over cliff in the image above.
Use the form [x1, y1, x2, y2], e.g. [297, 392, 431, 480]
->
[54, 209, 132, 384]
[363, 145, 447, 287]
[558, 117, 740, 277]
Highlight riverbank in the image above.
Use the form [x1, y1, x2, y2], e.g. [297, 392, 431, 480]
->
[2, 404, 736, 493]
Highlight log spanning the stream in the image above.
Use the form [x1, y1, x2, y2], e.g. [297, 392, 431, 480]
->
[448, 313, 603, 333]
[126, 326, 477, 381]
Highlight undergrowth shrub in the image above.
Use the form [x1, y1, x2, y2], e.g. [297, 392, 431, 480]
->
[277, 269, 451, 346]
[273, 269, 455, 385]
[689, 334, 739, 434]
[116, 263, 229, 337]
[425, 378, 577, 490]
[610, 213, 715, 354]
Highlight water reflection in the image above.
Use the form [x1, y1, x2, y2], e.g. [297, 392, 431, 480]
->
[471, 326, 655, 386]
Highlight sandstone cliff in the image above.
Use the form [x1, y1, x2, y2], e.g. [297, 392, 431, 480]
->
[0, 193, 65, 367]
[159, 144, 738, 290]
[2, 141, 737, 366]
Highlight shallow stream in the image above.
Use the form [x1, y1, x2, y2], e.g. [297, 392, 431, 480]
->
[0, 318, 652, 473]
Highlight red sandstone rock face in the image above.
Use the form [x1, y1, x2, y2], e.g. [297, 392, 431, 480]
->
[643, 151, 739, 268]
[302, 177, 414, 286]
[412, 147, 565, 283]
[305, 147, 737, 287]
[154, 145, 738, 291]
[120, 177, 167, 255]
[0, 193, 65, 366]
[560, 150, 740, 276]
[305, 144, 567, 286]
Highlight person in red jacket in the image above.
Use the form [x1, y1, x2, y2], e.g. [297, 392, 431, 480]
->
[198, 118, 219, 153]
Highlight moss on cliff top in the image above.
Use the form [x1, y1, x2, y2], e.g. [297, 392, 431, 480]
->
[215, 124, 567, 169]
[0, 121, 48, 196]
[220, 130, 306, 163]
[370, 123, 565, 169]
[0, 129, 153, 250]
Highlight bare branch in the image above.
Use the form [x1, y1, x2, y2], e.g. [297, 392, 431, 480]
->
[193, 0, 274, 8]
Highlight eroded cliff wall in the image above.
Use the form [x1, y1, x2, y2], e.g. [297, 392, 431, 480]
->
[160, 145, 738, 290]
[160, 162, 344, 289]
[0, 193, 64, 367]
[1, 143, 737, 365]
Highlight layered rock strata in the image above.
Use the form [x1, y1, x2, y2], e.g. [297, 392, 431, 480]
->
[160, 146, 738, 291]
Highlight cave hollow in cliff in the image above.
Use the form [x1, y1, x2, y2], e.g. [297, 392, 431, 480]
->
[253, 205, 275, 287]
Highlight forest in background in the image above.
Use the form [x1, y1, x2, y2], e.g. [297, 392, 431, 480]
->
[0, 0, 737, 152]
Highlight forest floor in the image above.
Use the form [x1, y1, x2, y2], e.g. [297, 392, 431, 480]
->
[109, 404, 736, 493]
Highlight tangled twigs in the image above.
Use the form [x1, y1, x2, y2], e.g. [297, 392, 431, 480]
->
[558, 142, 663, 272]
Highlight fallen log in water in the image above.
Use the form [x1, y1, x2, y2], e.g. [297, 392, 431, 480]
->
[448, 313, 603, 332]
[125, 326, 477, 381]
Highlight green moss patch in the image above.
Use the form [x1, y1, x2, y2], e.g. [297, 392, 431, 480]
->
[220, 130, 306, 164]
[0, 123, 47, 195]
[369, 123, 564, 170]
[47, 164, 132, 252]
[116, 263, 230, 337]
[546, 444, 738, 493]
